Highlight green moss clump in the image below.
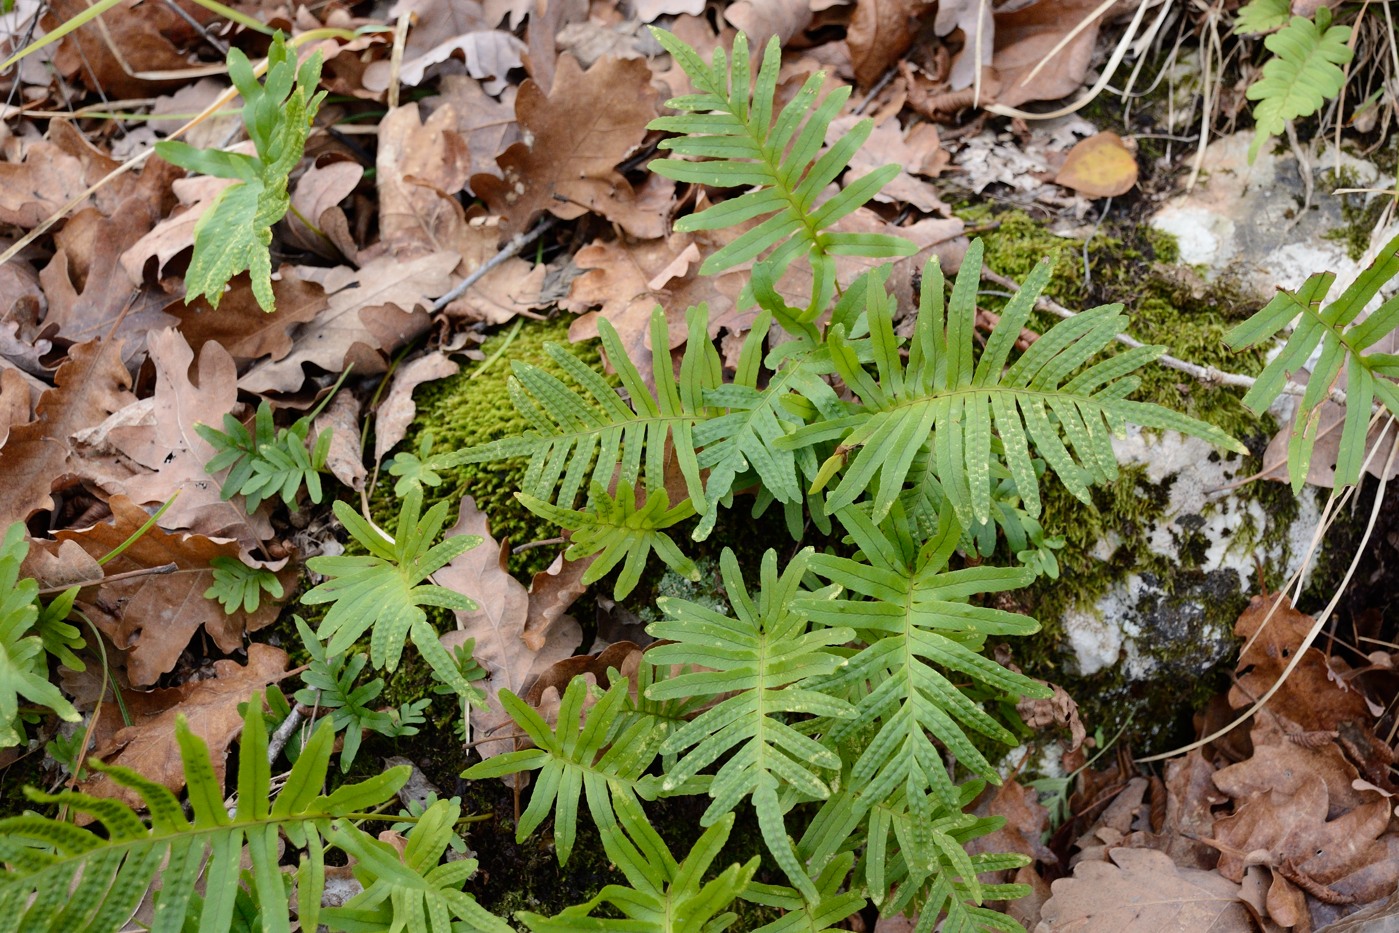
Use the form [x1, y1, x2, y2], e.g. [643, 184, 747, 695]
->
[370, 316, 607, 577]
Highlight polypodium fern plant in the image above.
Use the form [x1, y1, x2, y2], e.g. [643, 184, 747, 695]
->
[1226, 229, 1399, 489]
[1243, 5, 1353, 162]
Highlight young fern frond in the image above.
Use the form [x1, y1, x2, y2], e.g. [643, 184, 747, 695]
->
[783, 240, 1246, 528]
[646, 548, 854, 902]
[1244, 7, 1353, 162]
[0, 694, 409, 933]
[648, 29, 916, 321]
[302, 486, 481, 692]
[799, 504, 1050, 811]
[518, 481, 698, 600]
[448, 308, 716, 516]
[460, 678, 671, 866]
[1226, 231, 1399, 490]
[518, 800, 756, 932]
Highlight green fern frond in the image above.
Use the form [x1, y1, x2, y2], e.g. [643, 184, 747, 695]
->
[519, 480, 699, 600]
[323, 798, 512, 933]
[648, 29, 916, 322]
[0, 523, 80, 748]
[1244, 7, 1353, 163]
[1234, 0, 1291, 34]
[743, 853, 866, 933]
[460, 678, 671, 865]
[451, 308, 714, 516]
[646, 548, 854, 901]
[799, 504, 1050, 810]
[197, 399, 331, 512]
[302, 487, 481, 692]
[519, 800, 756, 932]
[205, 555, 285, 614]
[0, 693, 409, 933]
[1226, 231, 1399, 490]
[781, 240, 1245, 528]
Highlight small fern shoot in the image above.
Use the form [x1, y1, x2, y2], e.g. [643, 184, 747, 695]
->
[303, 486, 481, 694]
[1244, 7, 1353, 162]
[648, 29, 916, 322]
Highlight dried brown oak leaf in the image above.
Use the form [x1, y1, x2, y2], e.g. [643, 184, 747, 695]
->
[847, 0, 935, 88]
[1209, 772, 1394, 906]
[108, 328, 271, 547]
[376, 103, 472, 256]
[435, 498, 584, 764]
[425, 75, 520, 182]
[285, 161, 363, 263]
[55, 496, 293, 686]
[1036, 846, 1255, 932]
[374, 350, 460, 463]
[0, 337, 136, 527]
[1214, 718, 1379, 818]
[79, 644, 289, 808]
[238, 251, 458, 394]
[364, 0, 525, 94]
[471, 54, 662, 239]
[43, 0, 213, 97]
[1230, 594, 1373, 733]
[169, 271, 328, 365]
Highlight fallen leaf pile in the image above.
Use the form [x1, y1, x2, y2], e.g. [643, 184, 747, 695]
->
[1001, 594, 1399, 933]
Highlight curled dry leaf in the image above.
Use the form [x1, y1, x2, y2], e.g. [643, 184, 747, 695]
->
[371, 0, 526, 94]
[375, 103, 473, 257]
[285, 161, 363, 262]
[847, 0, 935, 88]
[314, 391, 368, 492]
[169, 271, 328, 365]
[1055, 131, 1139, 198]
[1036, 846, 1254, 932]
[55, 496, 294, 686]
[78, 644, 289, 808]
[426, 75, 520, 181]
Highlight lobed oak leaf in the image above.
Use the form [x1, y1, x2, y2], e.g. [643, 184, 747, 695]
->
[168, 270, 328, 364]
[239, 250, 459, 394]
[107, 328, 270, 546]
[1036, 846, 1254, 932]
[363, 0, 525, 94]
[435, 498, 584, 763]
[284, 160, 363, 262]
[470, 54, 661, 238]
[78, 643, 289, 808]
[0, 337, 136, 527]
[374, 350, 460, 463]
[0, 134, 89, 229]
[42, 0, 211, 97]
[55, 496, 293, 686]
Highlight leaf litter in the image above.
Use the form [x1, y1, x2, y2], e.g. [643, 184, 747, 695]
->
[1, 0, 1396, 929]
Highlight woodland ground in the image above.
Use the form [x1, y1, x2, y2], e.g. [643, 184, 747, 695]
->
[1, 0, 1398, 931]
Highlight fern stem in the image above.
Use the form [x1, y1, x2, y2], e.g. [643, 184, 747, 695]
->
[980, 266, 1349, 407]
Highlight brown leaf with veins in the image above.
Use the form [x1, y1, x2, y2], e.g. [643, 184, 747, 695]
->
[848, 0, 934, 88]
[435, 498, 583, 763]
[239, 251, 459, 394]
[107, 328, 269, 547]
[56, 497, 293, 686]
[374, 351, 460, 463]
[1214, 719, 1377, 818]
[0, 338, 137, 526]
[121, 173, 239, 286]
[1210, 772, 1392, 897]
[314, 391, 367, 492]
[170, 271, 328, 365]
[1037, 846, 1254, 932]
[828, 115, 949, 215]
[43, 0, 212, 97]
[1229, 594, 1373, 733]
[426, 76, 520, 181]
[79, 644, 289, 807]
[0, 134, 90, 229]
[471, 55, 660, 238]
[724, 0, 813, 46]
[365, 0, 525, 93]
[376, 104, 472, 256]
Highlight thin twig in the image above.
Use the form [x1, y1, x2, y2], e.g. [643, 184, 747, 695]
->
[978, 267, 1349, 407]
[37, 562, 178, 595]
[429, 216, 558, 314]
[267, 706, 306, 765]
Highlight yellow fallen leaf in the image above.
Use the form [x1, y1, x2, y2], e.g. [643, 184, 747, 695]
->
[1055, 131, 1139, 198]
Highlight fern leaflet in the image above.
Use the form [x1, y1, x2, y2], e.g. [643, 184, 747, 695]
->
[1226, 231, 1399, 490]
[648, 29, 915, 321]
[646, 548, 854, 901]
[781, 240, 1245, 528]
[1244, 7, 1353, 162]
